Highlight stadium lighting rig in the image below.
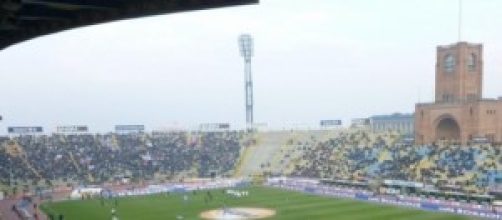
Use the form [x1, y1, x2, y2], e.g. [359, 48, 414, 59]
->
[239, 34, 254, 132]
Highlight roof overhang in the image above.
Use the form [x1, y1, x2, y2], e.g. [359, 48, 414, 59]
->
[0, 0, 258, 50]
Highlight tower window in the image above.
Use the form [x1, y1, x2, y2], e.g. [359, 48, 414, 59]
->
[467, 94, 477, 101]
[444, 54, 455, 73]
[487, 134, 495, 142]
[487, 110, 496, 115]
[443, 94, 454, 102]
[468, 53, 476, 71]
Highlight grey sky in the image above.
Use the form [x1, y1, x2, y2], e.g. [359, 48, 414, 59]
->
[1, 0, 501, 133]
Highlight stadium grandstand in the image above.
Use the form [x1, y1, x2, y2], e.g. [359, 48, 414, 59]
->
[0, 130, 500, 193]
[0, 130, 501, 219]
[1, 0, 502, 220]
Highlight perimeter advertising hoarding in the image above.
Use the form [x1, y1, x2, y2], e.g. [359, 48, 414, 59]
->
[199, 123, 230, 131]
[56, 125, 88, 133]
[8, 126, 43, 134]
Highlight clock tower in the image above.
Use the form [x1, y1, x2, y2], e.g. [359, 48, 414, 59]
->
[416, 42, 502, 145]
[435, 42, 483, 103]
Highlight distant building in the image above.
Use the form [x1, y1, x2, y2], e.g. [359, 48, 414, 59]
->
[351, 118, 370, 129]
[415, 42, 502, 144]
[319, 120, 342, 129]
[115, 125, 145, 134]
[369, 113, 414, 135]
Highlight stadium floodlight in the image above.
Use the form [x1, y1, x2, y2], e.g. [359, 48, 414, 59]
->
[239, 34, 254, 61]
[238, 34, 254, 131]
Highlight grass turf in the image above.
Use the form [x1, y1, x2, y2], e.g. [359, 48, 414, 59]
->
[41, 186, 474, 220]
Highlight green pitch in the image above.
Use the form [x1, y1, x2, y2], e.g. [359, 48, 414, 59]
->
[41, 187, 472, 220]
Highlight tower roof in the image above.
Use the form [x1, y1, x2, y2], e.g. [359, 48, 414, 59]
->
[437, 42, 482, 50]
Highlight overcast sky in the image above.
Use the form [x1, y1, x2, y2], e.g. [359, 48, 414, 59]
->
[0, 0, 502, 133]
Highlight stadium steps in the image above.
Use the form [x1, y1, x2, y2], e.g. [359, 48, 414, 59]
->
[19, 157, 43, 180]
[11, 144, 43, 180]
[457, 171, 475, 182]
[87, 173, 95, 183]
[233, 133, 260, 177]
[287, 130, 343, 175]
[235, 131, 293, 177]
[21, 158, 42, 180]
[3, 141, 43, 179]
[268, 130, 327, 175]
[272, 143, 304, 175]
[171, 170, 193, 181]
[4, 141, 23, 157]
[69, 152, 81, 173]
[414, 158, 434, 179]
[268, 131, 305, 175]
[378, 150, 391, 162]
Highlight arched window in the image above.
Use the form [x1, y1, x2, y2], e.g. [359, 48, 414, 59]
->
[468, 53, 476, 71]
[444, 54, 455, 73]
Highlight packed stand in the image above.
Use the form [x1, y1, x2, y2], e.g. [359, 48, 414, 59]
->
[290, 131, 502, 193]
[0, 131, 243, 189]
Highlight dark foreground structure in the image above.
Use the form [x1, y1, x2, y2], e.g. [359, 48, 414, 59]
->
[0, 0, 258, 50]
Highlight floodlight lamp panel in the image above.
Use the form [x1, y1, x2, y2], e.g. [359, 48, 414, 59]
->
[239, 35, 253, 47]
[238, 34, 254, 59]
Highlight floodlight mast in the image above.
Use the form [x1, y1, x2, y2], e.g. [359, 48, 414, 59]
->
[239, 34, 254, 132]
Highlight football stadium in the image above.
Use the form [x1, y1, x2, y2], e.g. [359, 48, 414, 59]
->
[1, 0, 502, 220]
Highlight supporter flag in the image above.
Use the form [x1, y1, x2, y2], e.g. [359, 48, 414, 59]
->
[188, 135, 199, 147]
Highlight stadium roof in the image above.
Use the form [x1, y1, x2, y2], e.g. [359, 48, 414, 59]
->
[0, 0, 258, 50]
[369, 113, 414, 120]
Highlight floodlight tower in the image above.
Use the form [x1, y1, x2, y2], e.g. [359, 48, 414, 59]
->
[239, 34, 254, 131]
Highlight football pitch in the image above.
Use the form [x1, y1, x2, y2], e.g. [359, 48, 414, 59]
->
[41, 187, 472, 220]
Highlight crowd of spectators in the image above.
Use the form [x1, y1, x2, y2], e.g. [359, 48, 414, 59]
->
[0, 131, 243, 189]
[290, 131, 502, 193]
[1, 129, 500, 195]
